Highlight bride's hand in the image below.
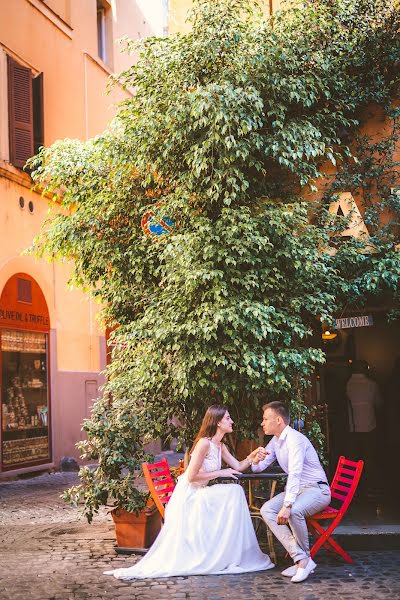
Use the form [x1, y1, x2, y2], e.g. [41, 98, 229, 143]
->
[222, 468, 242, 480]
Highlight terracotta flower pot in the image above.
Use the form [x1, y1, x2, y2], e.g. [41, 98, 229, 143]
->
[112, 504, 162, 549]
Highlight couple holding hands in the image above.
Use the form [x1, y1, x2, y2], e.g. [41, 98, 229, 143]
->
[105, 401, 331, 583]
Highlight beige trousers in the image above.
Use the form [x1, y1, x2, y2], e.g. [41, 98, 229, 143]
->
[260, 484, 331, 563]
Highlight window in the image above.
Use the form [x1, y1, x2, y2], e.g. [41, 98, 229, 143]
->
[1, 330, 50, 469]
[7, 56, 44, 169]
[97, 0, 112, 66]
[97, 1, 107, 63]
[17, 278, 33, 304]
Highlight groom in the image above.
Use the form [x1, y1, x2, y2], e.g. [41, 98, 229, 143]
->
[251, 401, 331, 583]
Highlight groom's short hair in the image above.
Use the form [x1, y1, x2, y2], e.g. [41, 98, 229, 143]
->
[263, 401, 290, 424]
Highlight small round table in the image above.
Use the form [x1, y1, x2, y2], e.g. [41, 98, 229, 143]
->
[216, 470, 288, 562]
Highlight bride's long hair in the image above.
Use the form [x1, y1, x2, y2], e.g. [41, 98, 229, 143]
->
[190, 404, 228, 454]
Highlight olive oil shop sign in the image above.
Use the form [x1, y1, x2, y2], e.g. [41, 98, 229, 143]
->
[335, 315, 373, 329]
[0, 308, 49, 327]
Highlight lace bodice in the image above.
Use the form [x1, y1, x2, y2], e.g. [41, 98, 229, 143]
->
[200, 439, 222, 473]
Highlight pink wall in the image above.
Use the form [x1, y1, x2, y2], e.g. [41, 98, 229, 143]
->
[50, 330, 106, 466]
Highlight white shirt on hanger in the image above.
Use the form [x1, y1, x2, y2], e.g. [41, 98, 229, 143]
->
[346, 373, 382, 432]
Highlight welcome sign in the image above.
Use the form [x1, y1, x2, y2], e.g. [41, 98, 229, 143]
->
[335, 315, 373, 329]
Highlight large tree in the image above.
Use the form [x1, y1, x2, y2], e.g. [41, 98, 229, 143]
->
[29, 0, 400, 508]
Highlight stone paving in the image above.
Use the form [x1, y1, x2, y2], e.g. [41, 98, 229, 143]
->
[1, 472, 400, 600]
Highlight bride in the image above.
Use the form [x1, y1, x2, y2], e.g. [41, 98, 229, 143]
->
[104, 404, 274, 579]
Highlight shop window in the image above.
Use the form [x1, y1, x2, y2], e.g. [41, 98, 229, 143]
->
[1, 330, 50, 469]
[17, 278, 32, 304]
[7, 56, 44, 169]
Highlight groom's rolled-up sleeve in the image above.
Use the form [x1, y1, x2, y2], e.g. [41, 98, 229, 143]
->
[251, 440, 276, 473]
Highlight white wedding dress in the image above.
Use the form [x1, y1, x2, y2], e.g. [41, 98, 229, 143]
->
[104, 439, 274, 579]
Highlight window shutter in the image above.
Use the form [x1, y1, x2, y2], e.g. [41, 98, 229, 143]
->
[17, 278, 33, 304]
[33, 73, 44, 155]
[7, 56, 34, 169]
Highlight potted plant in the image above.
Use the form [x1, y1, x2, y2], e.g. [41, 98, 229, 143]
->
[63, 395, 162, 550]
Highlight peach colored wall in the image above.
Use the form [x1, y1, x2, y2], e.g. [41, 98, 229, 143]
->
[0, 1, 128, 377]
[0, 1, 131, 144]
[0, 174, 105, 371]
[112, 0, 168, 74]
[41, 0, 72, 25]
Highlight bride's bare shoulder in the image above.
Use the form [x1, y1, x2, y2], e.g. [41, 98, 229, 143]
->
[194, 438, 210, 452]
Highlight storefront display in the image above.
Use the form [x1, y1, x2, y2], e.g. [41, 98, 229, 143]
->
[1, 329, 50, 468]
[0, 273, 52, 472]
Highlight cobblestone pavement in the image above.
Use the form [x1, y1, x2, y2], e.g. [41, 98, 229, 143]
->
[1, 472, 400, 600]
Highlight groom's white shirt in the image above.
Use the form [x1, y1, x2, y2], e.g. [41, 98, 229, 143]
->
[251, 425, 328, 505]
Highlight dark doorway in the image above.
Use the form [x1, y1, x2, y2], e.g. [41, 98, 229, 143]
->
[320, 313, 400, 516]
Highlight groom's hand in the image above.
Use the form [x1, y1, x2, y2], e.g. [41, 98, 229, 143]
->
[277, 506, 291, 525]
[251, 447, 268, 464]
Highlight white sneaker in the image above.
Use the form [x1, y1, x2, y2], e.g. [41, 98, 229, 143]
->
[291, 558, 317, 583]
[281, 565, 298, 577]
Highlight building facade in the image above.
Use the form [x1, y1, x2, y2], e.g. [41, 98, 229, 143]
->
[0, 0, 167, 477]
[168, 0, 283, 33]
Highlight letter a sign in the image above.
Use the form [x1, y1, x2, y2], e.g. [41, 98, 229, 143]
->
[329, 192, 370, 239]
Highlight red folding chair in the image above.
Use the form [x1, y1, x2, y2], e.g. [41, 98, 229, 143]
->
[142, 458, 176, 519]
[307, 456, 364, 564]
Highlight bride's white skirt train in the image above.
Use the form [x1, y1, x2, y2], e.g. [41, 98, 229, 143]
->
[104, 474, 274, 579]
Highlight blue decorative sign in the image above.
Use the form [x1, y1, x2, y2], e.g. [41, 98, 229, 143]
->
[141, 204, 174, 239]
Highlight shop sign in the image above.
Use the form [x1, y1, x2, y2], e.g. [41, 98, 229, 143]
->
[335, 315, 373, 329]
[0, 308, 49, 327]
